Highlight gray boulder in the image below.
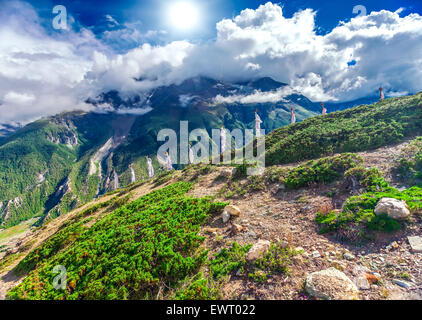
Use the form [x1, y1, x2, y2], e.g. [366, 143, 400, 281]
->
[374, 198, 410, 220]
[305, 268, 359, 300]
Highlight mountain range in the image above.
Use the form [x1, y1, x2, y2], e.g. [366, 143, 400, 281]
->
[0, 76, 380, 228]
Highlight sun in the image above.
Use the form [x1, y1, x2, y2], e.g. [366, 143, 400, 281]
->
[168, 2, 199, 30]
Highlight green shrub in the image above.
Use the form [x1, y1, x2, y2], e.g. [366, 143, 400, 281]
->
[248, 270, 267, 283]
[316, 170, 422, 241]
[153, 170, 175, 186]
[254, 243, 294, 275]
[283, 153, 362, 189]
[8, 182, 228, 300]
[209, 242, 252, 279]
[345, 167, 390, 192]
[209, 242, 295, 285]
[174, 273, 221, 300]
[232, 161, 249, 180]
[222, 153, 363, 198]
[263, 167, 288, 184]
[367, 214, 402, 232]
[395, 137, 422, 186]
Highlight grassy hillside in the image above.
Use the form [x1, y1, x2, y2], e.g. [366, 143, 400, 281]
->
[265, 93, 422, 166]
[7, 179, 300, 300]
[8, 182, 227, 299]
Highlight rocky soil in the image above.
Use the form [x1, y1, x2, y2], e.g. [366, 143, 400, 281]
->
[188, 140, 422, 300]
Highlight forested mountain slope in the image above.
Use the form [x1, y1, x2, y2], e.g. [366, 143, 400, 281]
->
[0, 112, 114, 227]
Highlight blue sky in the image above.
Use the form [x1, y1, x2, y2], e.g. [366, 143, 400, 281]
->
[1, 0, 422, 124]
[26, 0, 422, 45]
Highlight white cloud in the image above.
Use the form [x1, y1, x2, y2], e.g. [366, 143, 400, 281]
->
[86, 41, 194, 93]
[118, 2, 422, 102]
[3, 91, 35, 105]
[1, 1, 422, 124]
[115, 107, 153, 115]
[105, 14, 120, 27]
[0, 1, 107, 123]
[213, 87, 295, 104]
[100, 19, 168, 52]
[179, 95, 196, 107]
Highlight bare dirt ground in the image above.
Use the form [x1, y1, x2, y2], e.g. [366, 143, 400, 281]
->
[187, 140, 422, 300]
[1, 139, 421, 300]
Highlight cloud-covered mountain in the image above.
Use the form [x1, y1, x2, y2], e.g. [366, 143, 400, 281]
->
[0, 75, 343, 228]
[85, 76, 324, 126]
[87, 76, 376, 116]
[82, 76, 379, 180]
[1, 1, 421, 124]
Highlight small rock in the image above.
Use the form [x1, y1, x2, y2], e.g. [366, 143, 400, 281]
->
[386, 241, 399, 251]
[370, 263, 379, 271]
[392, 279, 412, 289]
[331, 261, 346, 271]
[203, 227, 219, 233]
[374, 198, 410, 220]
[311, 251, 321, 258]
[292, 255, 304, 264]
[305, 268, 359, 300]
[222, 211, 230, 223]
[231, 223, 245, 235]
[408, 236, 422, 253]
[355, 275, 371, 290]
[224, 205, 241, 217]
[246, 239, 271, 261]
[240, 294, 251, 300]
[343, 253, 355, 261]
[352, 265, 369, 276]
[245, 230, 257, 239]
